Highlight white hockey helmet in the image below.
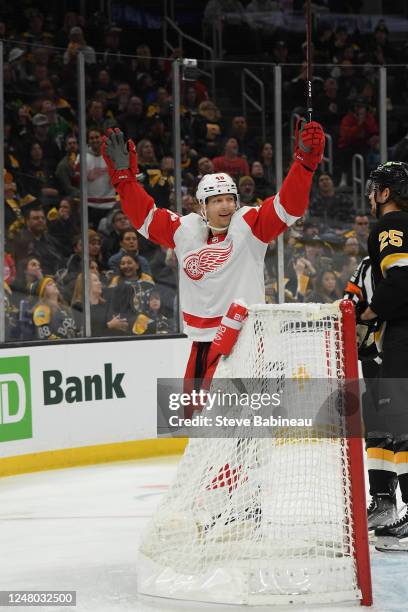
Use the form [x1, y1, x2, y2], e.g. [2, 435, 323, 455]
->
[196, 173, 240, 209]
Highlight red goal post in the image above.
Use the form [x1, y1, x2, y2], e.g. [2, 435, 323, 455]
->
[341, 299, 373, 606]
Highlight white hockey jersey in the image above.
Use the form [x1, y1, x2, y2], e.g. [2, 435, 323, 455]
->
[116, 161, 313, 341]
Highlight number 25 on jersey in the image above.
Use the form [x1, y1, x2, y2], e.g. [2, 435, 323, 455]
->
[379, 229, 404, 252]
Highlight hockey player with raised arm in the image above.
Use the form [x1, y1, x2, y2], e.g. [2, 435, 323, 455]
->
[360, 161, 408, 549]
[101, 121, 325, 383]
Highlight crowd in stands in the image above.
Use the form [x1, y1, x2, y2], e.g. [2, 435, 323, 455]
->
[2, 4, 407, 342]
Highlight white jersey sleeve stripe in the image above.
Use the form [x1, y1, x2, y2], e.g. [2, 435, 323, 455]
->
[220, 315, 243, 330]
[137, 205, 156, 239]
[273, 192, 300, 227]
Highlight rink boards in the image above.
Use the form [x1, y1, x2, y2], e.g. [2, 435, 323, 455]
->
[0, 337, 190, 476]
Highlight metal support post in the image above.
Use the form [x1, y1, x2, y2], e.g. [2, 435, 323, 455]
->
[379, 66, 387, 164]
[274, 65, 284, 304]
[172, 59, 183, 216]
[320, 133, 333, 175]
[77, 52, 91, 337]
[352, 154, 365, 215]
[242, 69, 266, 143]
[172, 58, 183, 333]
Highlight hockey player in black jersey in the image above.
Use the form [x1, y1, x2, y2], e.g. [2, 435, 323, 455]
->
[360, 161, 408, 547]
[344, 257, 398, 534]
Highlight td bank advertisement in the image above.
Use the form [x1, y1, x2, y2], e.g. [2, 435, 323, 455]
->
[0, 338, 189, 460]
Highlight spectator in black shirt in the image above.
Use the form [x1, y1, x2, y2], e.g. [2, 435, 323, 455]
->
[306, 269, 341, 304]
[47, 198, 79, 258]
[54, 11, 82, 48]
[331, 26, 349, 63]
[11, 206, 64, 275]
[364, 22, 395, 65]
[260, 142, 275, 189]
[92, 68, 117, 101]
[136, 139, 159, 174]
[72, 271, 129, 336]
[183, 84, 200, 117]
[22, 142, 59, 208]
[314, 22, 334, 63]
[309, 173, 353, 223]
[21, 64, 49, 102]
[22, 10, 54, 47]
[180, 137, 198, 177]
[147, 115, 172, 160]
[28, 114, 62, 170]
[117, 96, 146, 142]
[192, 100, 223, 157]
[229, 116, 258, 162]
[113, 82, 133, 115]
[4, 61, 25, 112]
[315, 77, 345, 137]
[251, 161, 274, 199]
[148, 156, 175, 209]
[13, 256, 43, 304]
[101, 25, 124, 74]
[87, 99, 116, 133]
[55, 134, 80, 197]
[101, 210, 132, 266]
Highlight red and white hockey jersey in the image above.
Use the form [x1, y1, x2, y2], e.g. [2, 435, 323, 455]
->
[116, 161, 313, 341]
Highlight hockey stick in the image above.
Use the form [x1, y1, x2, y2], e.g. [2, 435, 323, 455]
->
[305, 0, 313, 122]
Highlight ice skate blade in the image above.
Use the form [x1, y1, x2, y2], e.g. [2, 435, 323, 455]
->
[375, 536, 408, 553]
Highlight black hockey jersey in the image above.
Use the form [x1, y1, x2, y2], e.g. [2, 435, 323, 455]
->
[368, 210, 408, 320]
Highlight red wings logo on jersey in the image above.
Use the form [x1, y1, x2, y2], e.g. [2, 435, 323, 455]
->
[183, 242, 233, 280]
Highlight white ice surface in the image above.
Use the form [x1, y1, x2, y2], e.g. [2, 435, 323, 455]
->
[0, 456, 406, 612]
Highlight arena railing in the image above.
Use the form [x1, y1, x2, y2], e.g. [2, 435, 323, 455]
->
[352, 154, 366, 215]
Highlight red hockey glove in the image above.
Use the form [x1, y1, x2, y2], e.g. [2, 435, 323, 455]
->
[101, 128, 139, 186]
[294, 119, 325, 172]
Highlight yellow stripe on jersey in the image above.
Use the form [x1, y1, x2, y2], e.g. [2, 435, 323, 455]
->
[395, 451, 408, 465]
[380, 252, 408, 276]
[366, 447, 395, 463]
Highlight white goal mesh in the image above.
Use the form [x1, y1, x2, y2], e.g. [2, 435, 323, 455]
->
[138, 303, 365, 606]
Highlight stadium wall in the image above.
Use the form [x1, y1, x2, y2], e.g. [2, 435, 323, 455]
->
[0, 337, 191, 476]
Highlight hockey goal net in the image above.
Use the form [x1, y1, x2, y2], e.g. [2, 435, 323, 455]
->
[138, 301, 372, 606]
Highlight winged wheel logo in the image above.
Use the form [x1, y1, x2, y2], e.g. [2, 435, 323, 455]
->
[183, 242, 233, 280]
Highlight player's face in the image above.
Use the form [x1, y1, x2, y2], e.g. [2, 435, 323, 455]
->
[205, 194, 236, 230]
[367, 187, 389, 217]
[367, 186, 377, 217]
